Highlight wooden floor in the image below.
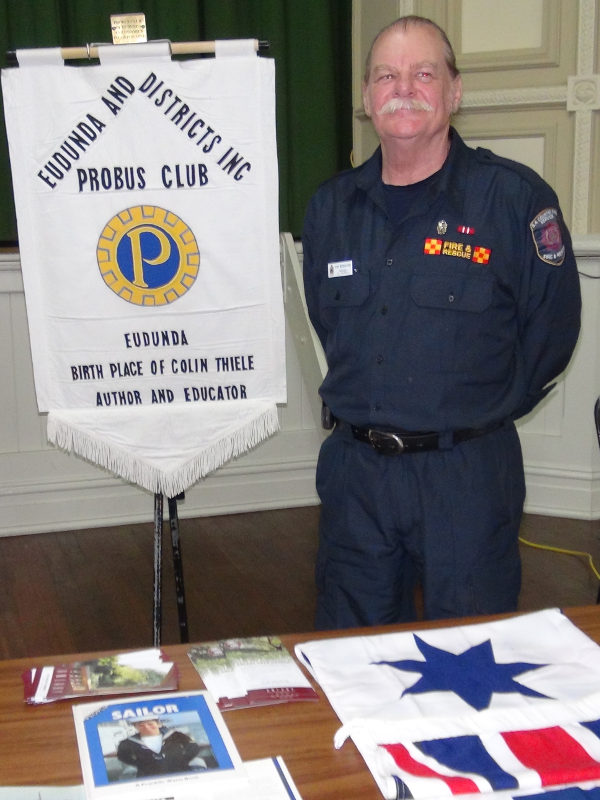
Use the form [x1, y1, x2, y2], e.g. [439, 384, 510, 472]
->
[1, 505, 599, 660]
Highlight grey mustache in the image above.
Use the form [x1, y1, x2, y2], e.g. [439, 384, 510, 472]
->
[377, 98, 434, 114]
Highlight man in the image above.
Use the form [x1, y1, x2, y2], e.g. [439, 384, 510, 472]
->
[116, 716, 210, 777]
[302, 16, 581, 629]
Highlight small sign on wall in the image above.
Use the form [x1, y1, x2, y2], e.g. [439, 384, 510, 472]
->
[110, 13, 147, 45]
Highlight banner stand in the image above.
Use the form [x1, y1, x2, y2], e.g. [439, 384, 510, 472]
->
[5, 37, 270, 66]
[153, 492, 189, 646]
[4, 27, 275, 649]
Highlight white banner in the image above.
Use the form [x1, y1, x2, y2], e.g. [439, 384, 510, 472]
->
[2, 41, 285, 496]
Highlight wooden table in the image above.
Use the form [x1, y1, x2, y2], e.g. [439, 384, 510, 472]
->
[2, 606, 600, 798]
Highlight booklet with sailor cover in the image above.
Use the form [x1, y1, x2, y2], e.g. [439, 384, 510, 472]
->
[72, 690, 246, 800]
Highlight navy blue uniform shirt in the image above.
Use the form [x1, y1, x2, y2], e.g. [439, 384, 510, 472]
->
[302, 128, 581, 432]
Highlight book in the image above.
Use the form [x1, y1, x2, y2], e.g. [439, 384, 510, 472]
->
[23, 649, 178, 705]
[188, 636, 318, 710]
[72, 690, 245, 799]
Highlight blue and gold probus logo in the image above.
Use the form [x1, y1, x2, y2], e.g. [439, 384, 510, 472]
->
[97, 206, 200, 305]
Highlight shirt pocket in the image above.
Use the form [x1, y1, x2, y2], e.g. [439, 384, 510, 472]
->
[317, 271, 370, 357]
[320, 271, 370, 307]
[410, 273, 493, 313]
[406, 272, 496, 373]
[319, 271, 370, 327]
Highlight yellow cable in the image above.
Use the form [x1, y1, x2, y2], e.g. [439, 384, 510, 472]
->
[519, 536, 600, 582]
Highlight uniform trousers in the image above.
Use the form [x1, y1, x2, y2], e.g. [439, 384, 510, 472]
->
[314, 420, 525, 629]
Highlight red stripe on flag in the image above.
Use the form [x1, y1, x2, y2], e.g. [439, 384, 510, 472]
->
[502, 726, 600, 786]
[382, 743, 480, 794]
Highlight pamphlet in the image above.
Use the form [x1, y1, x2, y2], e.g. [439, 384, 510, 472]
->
[23, 649, 178, 705]
[0, 789, 85, 800]
[72, 690, 244, 799]
[0, 757, 303, 800]
[188, 636, 318, 710]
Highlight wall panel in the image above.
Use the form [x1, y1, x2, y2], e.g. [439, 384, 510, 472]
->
[455, 110, 576, 223]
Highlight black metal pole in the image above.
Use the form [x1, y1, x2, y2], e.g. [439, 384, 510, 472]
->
[168, 493, 189, 643]
[153, 492, 163, 647]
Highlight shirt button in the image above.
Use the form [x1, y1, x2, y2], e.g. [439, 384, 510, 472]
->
[386, 258, 393, 266]
[376, 354, 384, 364]
[448, 294, 455, 303]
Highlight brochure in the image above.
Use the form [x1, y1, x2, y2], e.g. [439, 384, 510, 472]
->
[188, 636, 318, 710]
[0, 757, 303, 800]
[23, 649, 178, 705]
[72, 690, 245, 799]
[0, 790, 85, 800]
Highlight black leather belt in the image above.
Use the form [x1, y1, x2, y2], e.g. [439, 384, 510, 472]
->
[347, 421, 503, 455]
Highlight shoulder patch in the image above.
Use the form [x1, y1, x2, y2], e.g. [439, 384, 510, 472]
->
[529, 207, 565, 266]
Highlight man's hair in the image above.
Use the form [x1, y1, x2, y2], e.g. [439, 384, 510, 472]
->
[363, 15, 460, 83]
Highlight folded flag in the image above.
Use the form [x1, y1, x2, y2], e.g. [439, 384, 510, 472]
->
[295, 609, 600, 800]
[521, 788, 600, 800]
[343, 700, 600, 800]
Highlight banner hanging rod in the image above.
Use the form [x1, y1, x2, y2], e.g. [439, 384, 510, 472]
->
[6, 39, 269, 64]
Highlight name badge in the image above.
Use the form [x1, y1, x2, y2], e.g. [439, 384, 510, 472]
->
[328, 259, 353, 278]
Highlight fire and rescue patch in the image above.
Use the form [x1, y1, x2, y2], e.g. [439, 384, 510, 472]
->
[424, 237, 491, 264]
[530, 207, 565, 266]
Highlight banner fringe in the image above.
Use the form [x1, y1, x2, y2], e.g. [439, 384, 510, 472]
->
[47, 406, 280, 497]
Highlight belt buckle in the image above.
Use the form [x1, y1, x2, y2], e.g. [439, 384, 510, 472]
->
[368, 429, 405, 455]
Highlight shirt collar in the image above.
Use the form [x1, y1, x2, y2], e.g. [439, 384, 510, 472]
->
[354, 127, 470, 217]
